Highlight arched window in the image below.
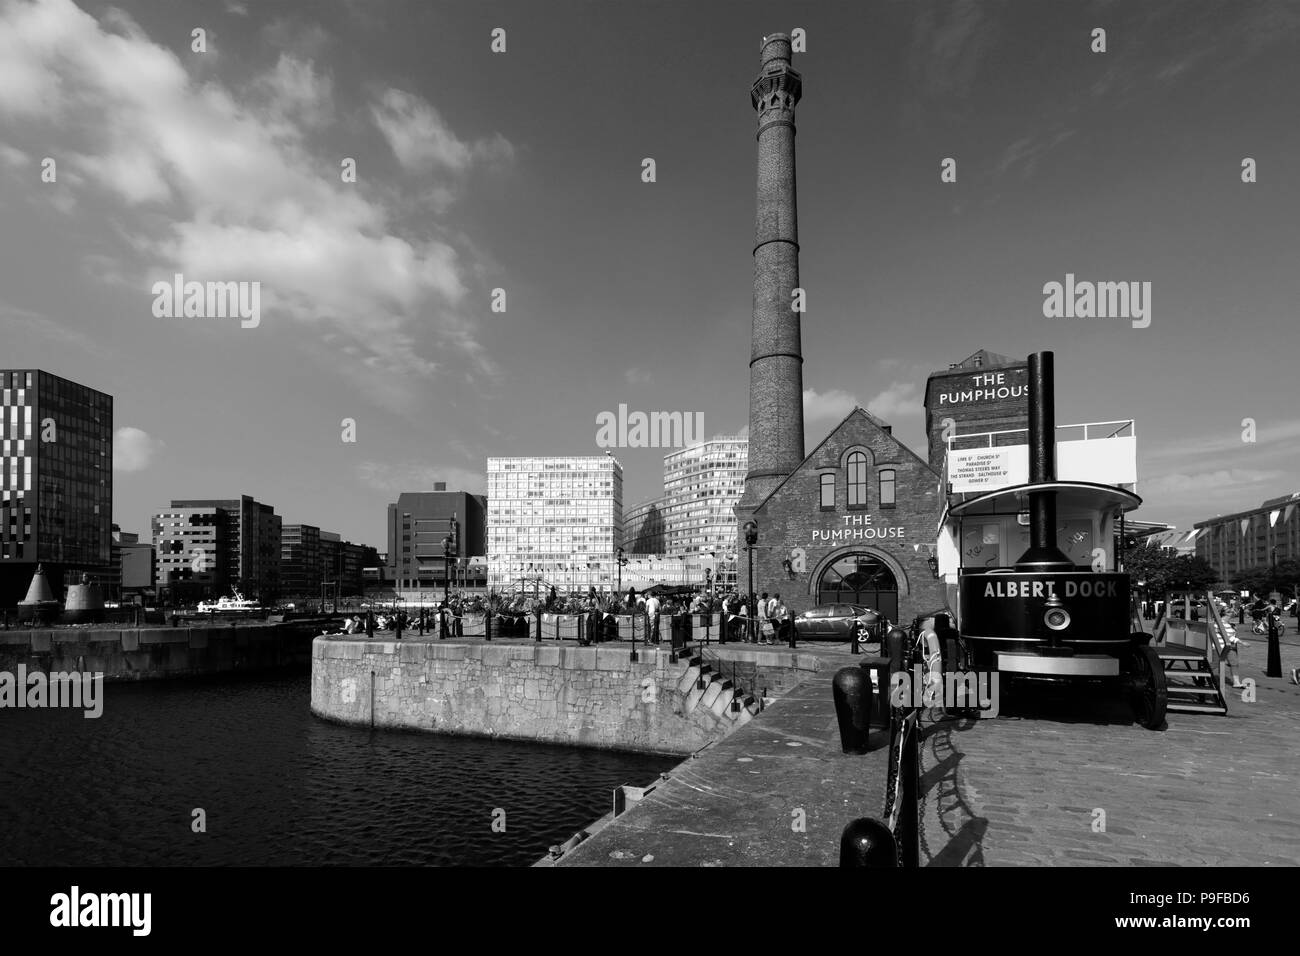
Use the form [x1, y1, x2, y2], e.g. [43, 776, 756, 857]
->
[847, 452, 868, 508]
[819, 473, 835, 510]
[879, 469, 896, 508]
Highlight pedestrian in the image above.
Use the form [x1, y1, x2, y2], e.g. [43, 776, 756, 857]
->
[1216, 617, 1246, 689]
[757, 591, 770, 644]
[767, 593, 786, 644]
[645, 591, 661, 644]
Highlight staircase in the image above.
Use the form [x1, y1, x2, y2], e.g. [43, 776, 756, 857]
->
[673, 645, 763, 726]
[1155, 643, 1228, 715]
[1150, 590, 1229, 717]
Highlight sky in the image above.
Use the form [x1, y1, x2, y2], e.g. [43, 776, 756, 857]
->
[2, 0, 1298, 551]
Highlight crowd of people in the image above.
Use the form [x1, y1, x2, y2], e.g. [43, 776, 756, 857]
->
[328, 583, 800, 646]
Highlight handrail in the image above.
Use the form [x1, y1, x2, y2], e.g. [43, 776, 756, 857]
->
[947, 420, 1135, 448]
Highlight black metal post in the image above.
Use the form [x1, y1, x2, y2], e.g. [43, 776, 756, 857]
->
[1266, 614, 1282, 677]
[630, 609, 639, 663]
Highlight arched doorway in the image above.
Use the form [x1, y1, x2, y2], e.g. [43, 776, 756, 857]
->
[817, 552, 899, 621]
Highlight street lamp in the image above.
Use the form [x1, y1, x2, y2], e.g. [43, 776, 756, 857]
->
[616, 547, 628, 596]
[443, 511, 459, 609]
[743, 520, 758, 644]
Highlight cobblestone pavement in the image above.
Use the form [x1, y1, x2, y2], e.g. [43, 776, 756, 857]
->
[551, 636, 1299, 867]
[919, 637, 1300, 866]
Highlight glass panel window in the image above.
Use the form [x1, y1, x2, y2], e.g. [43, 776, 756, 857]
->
[879, 469, 896, 507]
[819, 473, 835, 509]
[846, 452, 868, 508]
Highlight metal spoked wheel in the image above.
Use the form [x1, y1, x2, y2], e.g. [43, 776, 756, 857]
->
[855, 623, 870, 645]
[1129, 645, 1167, 731]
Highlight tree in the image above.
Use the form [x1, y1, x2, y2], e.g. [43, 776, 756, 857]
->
[1124, 546, 1218, 595]
[1231, 559, 1300, 597]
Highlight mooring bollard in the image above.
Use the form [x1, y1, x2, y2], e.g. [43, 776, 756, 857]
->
[839, 817, 898, 867]
[885, 626, 907, 680]
[832, 666, 873, 753]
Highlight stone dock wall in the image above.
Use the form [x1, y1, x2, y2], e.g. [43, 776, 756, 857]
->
[311, 637, 824, 755]
[0, 622, 322, 680]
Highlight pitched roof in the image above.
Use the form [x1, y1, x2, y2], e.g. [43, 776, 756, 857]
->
[751, 406, 940, 512]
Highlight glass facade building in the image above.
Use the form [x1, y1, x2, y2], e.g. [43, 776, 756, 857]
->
[487, 455, 623, 592]
[660, 437, 748, 557]
[0, 370, 112, 602]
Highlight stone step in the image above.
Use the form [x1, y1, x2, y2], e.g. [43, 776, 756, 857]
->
[700, 680, 725, 711]
[676, 664, 702, 695]
[709, 686, 739, 719]
[684, 681, 709, 714]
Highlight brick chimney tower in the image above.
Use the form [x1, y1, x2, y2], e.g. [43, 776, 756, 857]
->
[737, 33, 805, 519]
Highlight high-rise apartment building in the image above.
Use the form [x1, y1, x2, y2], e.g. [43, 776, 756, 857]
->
[0, 369, 113, 604]
[622, 497, 666, 553]
[487, 455, 622, 592]
[661, 437, 748, 556]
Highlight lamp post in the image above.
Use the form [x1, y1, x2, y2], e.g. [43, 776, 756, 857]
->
[616, 547, 628, 596]
[743, 521, 758, 644]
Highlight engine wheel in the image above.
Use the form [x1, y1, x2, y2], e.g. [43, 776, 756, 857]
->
[1129, 645, 1167, 731]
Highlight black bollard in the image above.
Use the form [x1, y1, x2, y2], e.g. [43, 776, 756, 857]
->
[832, 666, 874, 754]
[885, 626, 907, 680]
[1266, 618, 1282, 678]
[839, 817, 898, 867]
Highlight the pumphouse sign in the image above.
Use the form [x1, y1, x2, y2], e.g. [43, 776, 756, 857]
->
[933, 367, 1029, 409]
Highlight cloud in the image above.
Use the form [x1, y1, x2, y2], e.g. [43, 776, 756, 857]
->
[254, 54, 333, 127]
[866, 381, 923, 422]
[995, 128, 1077, 179]
[0, 300, 99, 352]
[1141, 468, 1285, 498]
[0, 0, 496, 416]
[803, 388, 859, 423]
[113, 426, 162, 472]
[370, 88, 513, 174]
[624, 367, 652, 385]
[0, 141, 28, 168]
[356, 461, 485, 496]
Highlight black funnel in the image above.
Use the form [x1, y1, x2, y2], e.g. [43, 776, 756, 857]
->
[1015, 352, 1074, 572]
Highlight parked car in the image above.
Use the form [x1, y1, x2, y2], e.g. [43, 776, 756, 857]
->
[792, 604, 889, 643]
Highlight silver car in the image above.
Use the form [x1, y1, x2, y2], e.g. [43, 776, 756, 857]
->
[793, 604, 888, 643]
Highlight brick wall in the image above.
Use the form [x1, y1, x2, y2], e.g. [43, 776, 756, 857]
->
[924, 361, 1029, 470]
[739, 408, 947, 626]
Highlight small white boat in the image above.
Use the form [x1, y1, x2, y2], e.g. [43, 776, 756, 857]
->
[197, 588, 262, 615]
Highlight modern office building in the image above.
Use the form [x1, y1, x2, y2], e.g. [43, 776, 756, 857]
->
[152, 505, 230, 600]
[661, 437, 748, 556]
[110, 525, 154, 601]
[281, 524, 377, 598]
[0, 369, 113, 605]
[386, 484, 487, 591]
[1194, 492, 1300, 582]
[487, 455, 622, 592]
[622, 497, 666, 553]
[155, 495, 281, 601]
[281, 523, 321, 596]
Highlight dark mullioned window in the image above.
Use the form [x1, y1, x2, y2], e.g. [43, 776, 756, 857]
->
[879, 469, 896, 508]
[847, 452, 867, 508]
[819, 473, 835, 509]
